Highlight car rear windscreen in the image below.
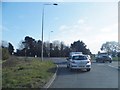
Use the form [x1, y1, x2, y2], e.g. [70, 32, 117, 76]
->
[72, 56, 87, 60]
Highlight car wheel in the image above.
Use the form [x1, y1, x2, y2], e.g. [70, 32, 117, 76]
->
[110, 61, 112, 63]
[87, 68, 91, 71]
[67, 65, 69, 68]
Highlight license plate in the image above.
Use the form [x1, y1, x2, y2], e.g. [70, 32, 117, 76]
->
[79, 66, 84, 67]
[79, 63, 85, 66]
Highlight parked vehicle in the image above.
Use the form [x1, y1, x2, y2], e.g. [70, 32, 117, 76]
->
[66, 53, 91, 71]
[96, 54, 112, 63]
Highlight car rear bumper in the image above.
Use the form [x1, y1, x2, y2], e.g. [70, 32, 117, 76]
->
[96, 59, 112, 62]
[70, 65, 91, 69]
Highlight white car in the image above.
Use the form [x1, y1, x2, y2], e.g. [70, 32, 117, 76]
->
[67, 54, 91, 71]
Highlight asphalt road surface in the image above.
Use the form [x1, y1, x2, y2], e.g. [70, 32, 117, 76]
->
[49, 58, 118, 88]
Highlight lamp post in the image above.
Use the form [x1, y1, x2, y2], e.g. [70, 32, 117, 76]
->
[48, 31, 53, 57]
[41, 3, 58, 61]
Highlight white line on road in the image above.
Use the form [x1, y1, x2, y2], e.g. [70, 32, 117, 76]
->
[108, 65, 118, 69]
[96, 62, 118, 69]
[43, 65, 58, 88]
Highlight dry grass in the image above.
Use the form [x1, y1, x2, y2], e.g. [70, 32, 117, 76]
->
[2, 56, 56, 88]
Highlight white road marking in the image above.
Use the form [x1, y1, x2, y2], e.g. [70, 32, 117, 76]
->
[108, 65, 118, 69]
[96, 62, 118, 69]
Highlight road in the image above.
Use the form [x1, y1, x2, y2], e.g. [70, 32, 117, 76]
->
[49, 58, 118, 89]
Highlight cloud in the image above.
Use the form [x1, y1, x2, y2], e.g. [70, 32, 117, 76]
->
[58, 18, 93, 37]
[59, 25, 69, 31]
[59, 18, 93, 33]
[54, 18, 118, 54]
[97, 23, 118, 42]
[100, 23, 118, 33]
[55, 19, 94, 45]
[77, 19, 85, 24]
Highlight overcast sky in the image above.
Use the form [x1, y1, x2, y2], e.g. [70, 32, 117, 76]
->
[2, 1, 118, 54]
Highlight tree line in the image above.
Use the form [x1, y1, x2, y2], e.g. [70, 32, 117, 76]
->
[2, 36, 120, 59]
[1, 36, 92, 58]
[100, 41, 120, 57]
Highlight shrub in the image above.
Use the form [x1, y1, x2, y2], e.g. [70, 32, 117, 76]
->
[2, 48, 10, 60]
[118, 52, 120, 57]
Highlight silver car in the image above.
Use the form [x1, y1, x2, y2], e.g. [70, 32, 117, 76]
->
[67, 54, 91, 71]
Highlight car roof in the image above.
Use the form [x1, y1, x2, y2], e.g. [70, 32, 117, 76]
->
[71, 54, 86, 57]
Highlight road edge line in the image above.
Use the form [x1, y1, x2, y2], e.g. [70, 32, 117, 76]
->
[43, 64, 58, 88]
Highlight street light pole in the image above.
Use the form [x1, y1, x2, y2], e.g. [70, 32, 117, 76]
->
[41, 3, 58, 61]
[41, 5, 44, 61]
[49, 31, 53, 57]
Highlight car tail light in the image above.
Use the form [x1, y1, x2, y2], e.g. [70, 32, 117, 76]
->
[87, 61, 90, 63]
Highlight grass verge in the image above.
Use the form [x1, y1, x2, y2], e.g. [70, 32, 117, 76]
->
[112, 57, 120, 61]
[2, 56, 56, 88]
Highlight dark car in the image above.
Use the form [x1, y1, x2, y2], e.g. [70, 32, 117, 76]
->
[96, 55, 112, 63]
